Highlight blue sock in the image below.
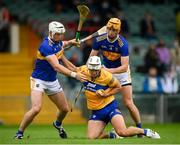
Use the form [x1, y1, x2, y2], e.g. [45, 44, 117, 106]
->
[55, 120, 61, 127]
[17, 130, 23, 135]
[144, 129, 147, 135]
[136, 123, 142, 128]
[109, 132, 116, 138]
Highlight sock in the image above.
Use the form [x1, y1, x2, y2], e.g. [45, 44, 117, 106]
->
[55, 120, 61, 127]
[17, 130, 23, 135]
[144, 129, 147, 135]
[136, 123, 142, 128]
[109, 132, 116, 138]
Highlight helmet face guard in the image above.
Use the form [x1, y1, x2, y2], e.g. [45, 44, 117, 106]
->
[49, 21, 66, 36]
[106, 18, 121, 33]
[87, 56, 101, 70]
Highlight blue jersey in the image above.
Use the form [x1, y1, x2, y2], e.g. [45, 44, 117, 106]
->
[92, 34, 129, 68]
[31, 37, 64, 81]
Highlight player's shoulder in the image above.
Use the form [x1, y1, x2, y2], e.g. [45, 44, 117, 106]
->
[39, 37, 53, 52]
[41, 37, 53, 47]
[117, 35, 128, 47]
[96, 33, 107, 42]
[101, 68, 112, 79]
[78, 65, 88, 74]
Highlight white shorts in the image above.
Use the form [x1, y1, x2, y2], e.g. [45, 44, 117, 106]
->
[30, 77, 63, 95]
[113, 67, 132, 86]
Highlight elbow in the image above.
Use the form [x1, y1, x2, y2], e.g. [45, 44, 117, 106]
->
[53, 65, 60, 72]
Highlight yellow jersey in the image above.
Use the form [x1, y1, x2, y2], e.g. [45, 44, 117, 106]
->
[78, 65, 118, 110]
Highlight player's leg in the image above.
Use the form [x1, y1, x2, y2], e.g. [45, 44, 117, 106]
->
[111, 114, 144, 137]
[111, 114, 160, 138]
[114, 73, 142, 129]
[87, 120, 106, 139]
[48, 91, 69, 122]
[15, 90, 43, 139]
[48, 91, 69, 138]
[121, 85, 142, 128]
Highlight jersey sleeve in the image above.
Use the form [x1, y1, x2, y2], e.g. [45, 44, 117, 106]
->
[108, 75, 118, 88]
[92, 37, 101, 50]
[119, 37, 129, 57]
[104, 71, 118, 87]
[39, 43, 54, 57]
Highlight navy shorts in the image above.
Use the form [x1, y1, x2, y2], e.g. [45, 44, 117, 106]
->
[89, 100, 122, 124]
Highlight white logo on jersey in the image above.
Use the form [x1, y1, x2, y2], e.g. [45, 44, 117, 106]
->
[101, 45, 107, 48]
[92, 115, 96, 118]
[109, 45, 114, 50]
[87, 83, 96, 88]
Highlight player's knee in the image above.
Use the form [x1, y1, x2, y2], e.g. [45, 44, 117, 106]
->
[124, 100, 134, 108]
[32, 106, 41, 114]
[61, 105, 69, 113]
[87, 133, 97, 139]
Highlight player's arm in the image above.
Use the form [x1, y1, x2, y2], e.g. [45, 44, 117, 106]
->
[88, 38, 100, 61]
[61, 55, 77, 72]
[46, 55, 86, 82]
[63, 39, 80, 48]
[96, 77, 121, 97]
[105, 56, 129, 74]
[89, 49, 99, 56]
[104, 77, 121, 96]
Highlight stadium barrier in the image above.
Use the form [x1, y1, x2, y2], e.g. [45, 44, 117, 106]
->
[79, 93, 180, 123]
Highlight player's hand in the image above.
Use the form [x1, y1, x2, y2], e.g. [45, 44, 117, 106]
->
[69, 39, 81, 48]
[103, 66, 113, 73]
[76, 67, 81, 73]
[76, 72, 87, 82]
[96, 89, 106, 97]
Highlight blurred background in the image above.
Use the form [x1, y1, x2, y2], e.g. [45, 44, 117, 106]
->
[0, 0, 180, 126]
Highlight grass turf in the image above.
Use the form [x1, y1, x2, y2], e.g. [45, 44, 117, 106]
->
[0, 123, 180, 144]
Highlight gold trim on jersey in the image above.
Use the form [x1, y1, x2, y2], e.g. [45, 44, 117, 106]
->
[55, 49, 64, 59]
[96, 34, 107, 42]
[37, 51, 46, 60]
[103, 51, 120, 61]
[37, 49, 64, 60]
[117, 37, 124, 47]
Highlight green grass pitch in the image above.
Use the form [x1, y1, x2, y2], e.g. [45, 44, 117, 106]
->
[0, 123, 180, 144]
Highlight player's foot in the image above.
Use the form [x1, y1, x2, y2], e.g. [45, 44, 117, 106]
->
[53, 121, 67, 139]
[109, 129, 124, 139]
[145, 129, 160, 139]
[14, 132, 23, 139]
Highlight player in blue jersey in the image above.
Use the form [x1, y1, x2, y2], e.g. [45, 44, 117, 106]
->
[14, 21, 87, 139]
[89, 18, 143, 137]
[78, 56, 160, 139]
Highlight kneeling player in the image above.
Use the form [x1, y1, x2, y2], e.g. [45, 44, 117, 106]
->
[78, 56, 160, 139]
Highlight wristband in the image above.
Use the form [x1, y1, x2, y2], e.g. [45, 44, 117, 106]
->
[70, 72, 77, 78]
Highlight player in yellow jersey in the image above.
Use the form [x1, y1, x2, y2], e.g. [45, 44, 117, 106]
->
[78, 56, 160, 139]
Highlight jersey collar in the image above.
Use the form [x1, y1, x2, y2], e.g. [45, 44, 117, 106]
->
[107, 35, 118, 43]
[48, 36, 55, 44]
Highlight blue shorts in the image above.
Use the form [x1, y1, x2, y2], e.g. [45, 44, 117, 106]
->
[89, 100, 122, 124]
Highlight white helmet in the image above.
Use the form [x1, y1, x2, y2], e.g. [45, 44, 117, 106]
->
[49, 21, 65, 36]
[87, 56, 101, 70]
